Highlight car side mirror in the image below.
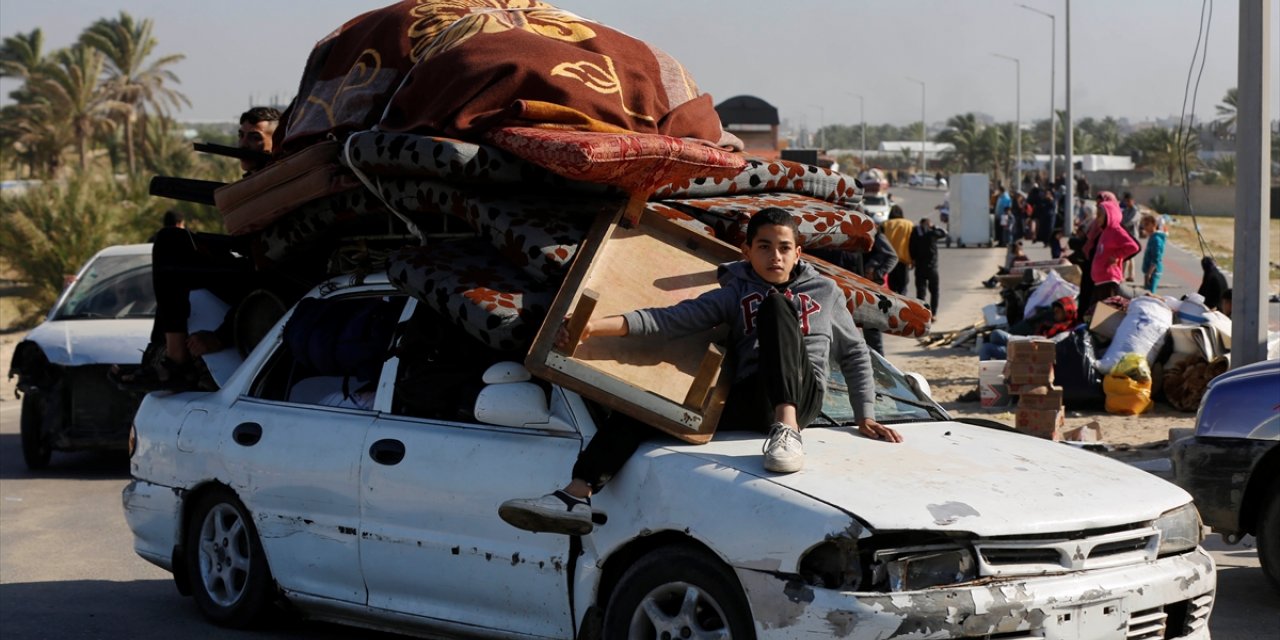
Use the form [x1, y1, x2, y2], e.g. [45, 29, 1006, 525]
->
[904, 372, 932, 400]
[474, 362, 551, 427]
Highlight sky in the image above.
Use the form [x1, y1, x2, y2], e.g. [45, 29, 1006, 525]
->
[1, 0, 1276, 129]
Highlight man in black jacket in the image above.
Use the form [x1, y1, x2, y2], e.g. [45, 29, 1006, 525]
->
[909, 217, 948, 313]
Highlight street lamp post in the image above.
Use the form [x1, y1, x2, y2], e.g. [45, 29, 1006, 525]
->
[1018, 3, 1056, 192]
[852, 94, 866, 170]
[1064, 0, 1073, 234]
[906, 78, 926, 175]
[992, 53, 1021, 191]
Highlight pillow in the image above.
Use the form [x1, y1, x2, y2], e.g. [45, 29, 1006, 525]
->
[666, 193, 875, 252]
[807, 256, 933, 338]
[652, 158, 861, 204]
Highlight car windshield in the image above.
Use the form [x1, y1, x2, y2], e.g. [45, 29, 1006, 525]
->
[863, 196, 887, 206]
[817, 351, 944, 426]
[53, 254, 156, 320]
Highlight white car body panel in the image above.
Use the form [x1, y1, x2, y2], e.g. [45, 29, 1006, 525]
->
[24, 318, 152, 366]
[124, 275, 1217, 639]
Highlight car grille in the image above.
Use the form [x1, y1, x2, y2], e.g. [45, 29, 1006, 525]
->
[66, 365, 139, 439]
[974, 526, 1159, 576]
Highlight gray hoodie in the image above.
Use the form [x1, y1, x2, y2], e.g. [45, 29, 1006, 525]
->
[622, 260, 876, 421]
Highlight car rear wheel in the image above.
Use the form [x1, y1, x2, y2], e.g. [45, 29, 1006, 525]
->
[185, 489, 274, 627]
[604, 546, 755, 640]
[1257, 478, 1280, 593]
[20, 392, 51, 470]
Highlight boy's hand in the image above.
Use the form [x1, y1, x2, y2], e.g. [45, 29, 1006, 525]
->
[553, 316, 584, 350]
[856, 418, 903, 443]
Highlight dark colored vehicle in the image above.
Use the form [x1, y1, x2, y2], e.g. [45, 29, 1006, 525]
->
[9, 244, 154, 469]
[1172, 358, 1280, 591]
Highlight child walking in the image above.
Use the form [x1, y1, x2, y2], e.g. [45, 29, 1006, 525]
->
[499, 208, 902, 536]
[1141, 213, 1166, 293]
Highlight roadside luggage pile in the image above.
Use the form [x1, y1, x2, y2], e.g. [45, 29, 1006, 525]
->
[174, 2, 933, 368]
[1003, 338, 1065, 440]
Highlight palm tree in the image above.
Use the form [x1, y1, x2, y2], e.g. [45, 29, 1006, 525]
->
[32, 44, 125, 170]
[938, 113, 985, 172]
[1142, 127, 1199, 186]
[1214, 87, 1237, 138]
[80, 12, 188, 174]
[0, 28, 48, 84]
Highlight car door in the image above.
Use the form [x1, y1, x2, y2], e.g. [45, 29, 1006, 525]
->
[358, 301, 580, 638]
[216, 292, 404, 606]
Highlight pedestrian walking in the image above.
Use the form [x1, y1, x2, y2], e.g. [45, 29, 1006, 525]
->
[880, 205, 914, 295]
[1140, 214, 1166, 293]
[994, 186, 1012, 247]
[1120, 192, 1141, 281]
[909, 217, 948, 313]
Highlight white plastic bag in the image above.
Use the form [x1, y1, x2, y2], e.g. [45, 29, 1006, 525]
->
[1097, 296, 1173, 373]
[1025, 270, 1080, 315]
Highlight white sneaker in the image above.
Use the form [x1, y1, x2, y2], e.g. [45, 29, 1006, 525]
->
[499, 490, 594, 536]
[763, 423, 804, 473]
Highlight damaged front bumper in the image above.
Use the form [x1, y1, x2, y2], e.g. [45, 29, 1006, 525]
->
[122, 479, 183, 572]
[738, 548, 1215, 639]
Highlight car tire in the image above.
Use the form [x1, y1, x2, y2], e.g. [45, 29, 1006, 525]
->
[184, 489, 274, 627]
[1257, 478, 1280, 593]
[20, 392, 51, 470]
[603, 545, 755, 640]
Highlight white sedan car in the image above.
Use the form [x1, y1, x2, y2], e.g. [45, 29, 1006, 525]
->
[124, 274, 1215, 639]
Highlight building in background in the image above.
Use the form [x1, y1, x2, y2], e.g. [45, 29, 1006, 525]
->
[716, 95, 780, 159]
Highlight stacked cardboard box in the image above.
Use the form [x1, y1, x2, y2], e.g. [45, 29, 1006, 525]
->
[1003, 338, 1063, 440]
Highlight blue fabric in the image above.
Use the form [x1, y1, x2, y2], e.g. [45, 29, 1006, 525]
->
[979, 329, 1011, 361]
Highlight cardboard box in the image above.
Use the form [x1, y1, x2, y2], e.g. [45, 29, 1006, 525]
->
[1006, 337, 1057, 361]
[979, 360, 1012, 407]
[1017, 388, 1064, 410]
[1016, 407, 1065, 440]
[1006, 382, 1053, 395]
[1090, 302, 1126, 339]
[1004, 361, 1054, 385]
[1064, 420, 1103, 442]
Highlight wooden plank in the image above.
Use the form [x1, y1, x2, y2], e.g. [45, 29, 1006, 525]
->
[682, 344, 724, 410]
[525, 203, 739, 443]
[557, 289, 599, 357]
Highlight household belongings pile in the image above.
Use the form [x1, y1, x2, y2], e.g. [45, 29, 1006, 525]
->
[183, 1, 934, 437]
[1003, 338, 1064, 440]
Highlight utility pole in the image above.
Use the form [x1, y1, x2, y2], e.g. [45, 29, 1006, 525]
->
[1232, 0, 1272, 367]
[907, 78, 926, 175]
[992, 53, 1022, 191]
[1063, 0, 1074, 234]
[1018, 3, 1056, 191]
[808, 104, 825, 150]
[855, 94, 866, 170]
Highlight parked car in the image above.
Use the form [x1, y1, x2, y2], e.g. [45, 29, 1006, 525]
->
[1172, 358, 1279, 591]
[124, 274, 1216, 639]
[9, 244, 154, 469]
[908, 173, 947, 188]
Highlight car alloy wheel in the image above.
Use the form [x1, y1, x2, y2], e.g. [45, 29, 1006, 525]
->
[185, 489, 273, 627]
[605, 546, 754, 640]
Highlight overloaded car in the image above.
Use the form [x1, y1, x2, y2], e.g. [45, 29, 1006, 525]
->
[124, 274, 1216, 639]
[1172, 358, 1279, 591]
[9, 244, 154, 469]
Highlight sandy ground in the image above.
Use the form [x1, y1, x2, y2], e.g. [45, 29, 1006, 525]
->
[884, 244, 1195, 459]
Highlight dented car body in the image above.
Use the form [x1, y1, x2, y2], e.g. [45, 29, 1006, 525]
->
[10, 244, 154, 469]
[124, 275, 1215, 639]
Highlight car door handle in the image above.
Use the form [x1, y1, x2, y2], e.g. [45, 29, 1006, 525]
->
[369, 439, 405, 466]
[232, 422, 262, 447]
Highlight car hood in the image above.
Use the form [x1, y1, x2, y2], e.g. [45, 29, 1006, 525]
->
[667, 421, 1190, 537]
[23, 318, 152, 366]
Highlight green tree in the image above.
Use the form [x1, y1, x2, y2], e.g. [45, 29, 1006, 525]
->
[81, 12, 189, 175]
[937, 113, 985, 172]
[1136, 127, 1199, 185]
[1214, 87, 1237, 134]
[33, 44, 126, 171]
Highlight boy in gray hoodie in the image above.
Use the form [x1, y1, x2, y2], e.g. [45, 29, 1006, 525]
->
[500, 208, 901, 536]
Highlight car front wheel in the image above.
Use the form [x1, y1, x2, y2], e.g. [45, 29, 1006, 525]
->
[604, 546, 755, 640]
[185, 489, 274, 627]
[20, 392, 51, 470]
[1258, 478, 1280, 593]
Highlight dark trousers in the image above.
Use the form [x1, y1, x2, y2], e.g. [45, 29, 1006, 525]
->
[152, 227, 253, 338]
[915, 266, 940, 313]
[571, 292, 822, 491]
[887, 263, 909, 295]
[863, 328, 883, 355]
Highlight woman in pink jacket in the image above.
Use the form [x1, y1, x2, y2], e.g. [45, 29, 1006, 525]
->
[1085, 191, 1140, 306]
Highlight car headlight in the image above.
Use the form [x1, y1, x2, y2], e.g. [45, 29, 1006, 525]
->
[1155, 503, 1202, 556]
[128, 423, 137, 458]
[877, 547, 977, 591]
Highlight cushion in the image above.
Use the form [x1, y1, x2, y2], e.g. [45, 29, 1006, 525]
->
[256, 188, 384, 262]
[215, 141, 358, 236]
[485, 127, 744, 196]
[387, 241, 555, 352]
[652, 158, 862, 204]
[807, 257, 933, 338]
[377, 177, 613, 281]
[644, 202, 715, 238]
[665, 193, 875, 252]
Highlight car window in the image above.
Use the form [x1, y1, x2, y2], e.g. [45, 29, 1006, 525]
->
[247, 294, 406, 410]
[818, 351, 942, 425]
[54, 254, 155, 320]
[386, 303, 510, 422]
[863, 196, 887, 206]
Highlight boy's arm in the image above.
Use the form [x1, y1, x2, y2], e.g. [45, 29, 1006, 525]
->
[620, 288, 735, 339]
[830, 301, 903, 442]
